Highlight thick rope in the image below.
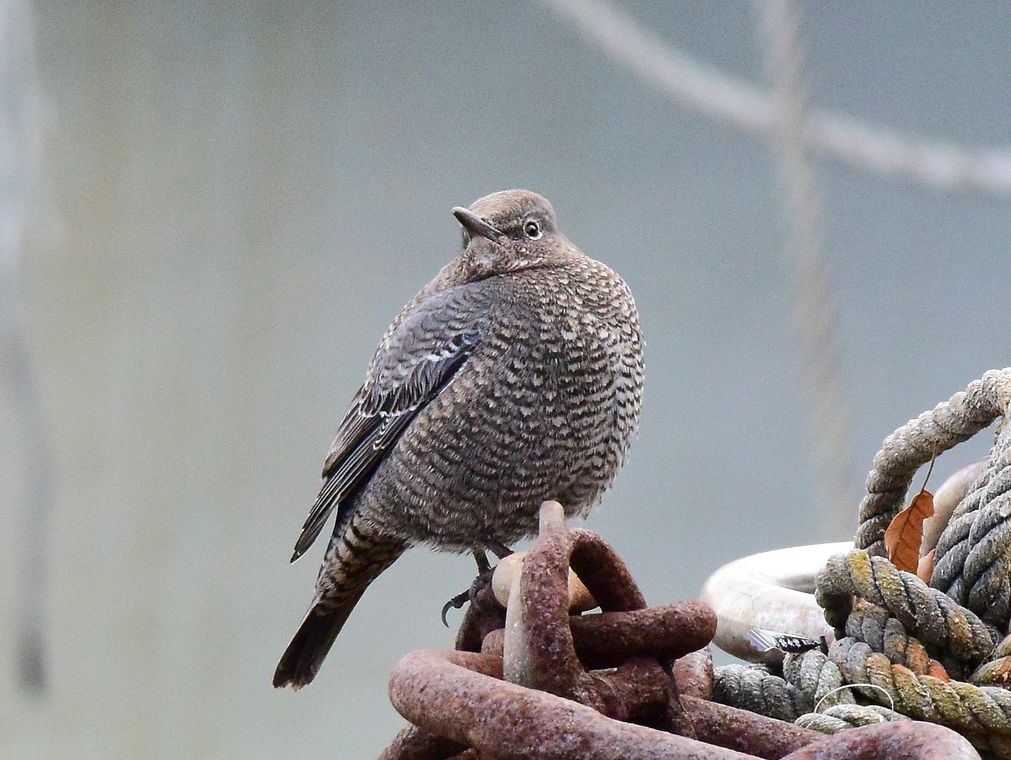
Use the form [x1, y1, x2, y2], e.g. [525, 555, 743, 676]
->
[795, 703, 907, 734]
[816, 549, 997, 667]
[932, 417, 1011, 627]
[930, 465, 998, 605]
[972, 657, 1011, 688]
[854, 369, 1011, 557]
[716, 370, 1011, 754]
[782, 649, 854, 709]
[718, 637, 1011, 755]
[844, 600, 948, 677]
[830, 637, 1011, 755]
[713, 664, 810, 722]
[971, 634, 1011, 687]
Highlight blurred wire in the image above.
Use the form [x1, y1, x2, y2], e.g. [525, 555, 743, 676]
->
[754, 0, 854, 538]
[542, 0, 1011, 195]
[0, 0, 54, 694]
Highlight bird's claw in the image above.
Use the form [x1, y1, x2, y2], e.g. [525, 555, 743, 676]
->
[440, 589, 471, 627]
[440, 565, 498, 627]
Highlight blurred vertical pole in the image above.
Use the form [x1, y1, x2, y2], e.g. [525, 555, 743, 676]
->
[754, 0, 855, 539]
[0, 0, 53, 694]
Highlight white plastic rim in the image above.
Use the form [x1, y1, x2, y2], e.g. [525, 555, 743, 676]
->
[699, 542, 852, 662]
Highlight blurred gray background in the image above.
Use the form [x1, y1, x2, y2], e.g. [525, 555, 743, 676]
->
[1, 1, 1009, 757]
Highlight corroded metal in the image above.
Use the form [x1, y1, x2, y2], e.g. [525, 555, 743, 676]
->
[380, 501, 980, 759]
[476, 605, 714, 670]
[376, 725, 465, 760]
[672, 647, 714, 700]
[677, 695, 821, 758]
[386, 650, 976, 759]
[500, 506, 713, 710]
[569, 603, 716, 670]
[782, 721, 979, 759]
[388, 649, 754, 760]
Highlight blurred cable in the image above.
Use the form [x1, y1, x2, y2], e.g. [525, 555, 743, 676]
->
[0, 0, 54, 694]
[753, 0, 854, 538]
[542, 0, 1011, 195]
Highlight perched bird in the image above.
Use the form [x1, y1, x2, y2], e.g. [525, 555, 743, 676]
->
[274, 189, 643, 688]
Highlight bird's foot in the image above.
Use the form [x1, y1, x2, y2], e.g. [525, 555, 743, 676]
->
[440, 543, 516, 626]
[487, 540, 513, 560]
[440, 565, 498, 627]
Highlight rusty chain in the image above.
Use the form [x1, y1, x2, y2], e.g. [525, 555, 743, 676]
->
[378, 501, 978, 759]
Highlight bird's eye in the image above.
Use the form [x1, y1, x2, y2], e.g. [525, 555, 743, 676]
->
[523, 219, 542, 239]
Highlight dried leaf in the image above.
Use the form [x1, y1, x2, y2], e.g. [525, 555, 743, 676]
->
[885, 489, 935, 573]
[917, 549, 935, 583]
[884, 456, 937, 573]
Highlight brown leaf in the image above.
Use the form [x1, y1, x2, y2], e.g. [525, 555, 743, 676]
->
[916, 549, 935, 583]
[884, 489, 935, 573]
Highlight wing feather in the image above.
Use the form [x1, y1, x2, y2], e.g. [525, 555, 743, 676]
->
[290, 326, 478, 561]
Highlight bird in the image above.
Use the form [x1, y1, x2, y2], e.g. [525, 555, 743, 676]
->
[273, 189, 644, 689]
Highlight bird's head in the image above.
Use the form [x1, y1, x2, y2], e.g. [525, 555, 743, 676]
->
[450, 189, 573, 281]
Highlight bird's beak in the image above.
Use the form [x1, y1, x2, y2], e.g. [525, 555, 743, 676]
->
[452, 207, 503, 243]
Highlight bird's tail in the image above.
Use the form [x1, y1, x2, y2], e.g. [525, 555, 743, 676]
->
[273, 524, 406, 689]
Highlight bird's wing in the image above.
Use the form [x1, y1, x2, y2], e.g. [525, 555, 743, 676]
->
[290, 287, 483, 561]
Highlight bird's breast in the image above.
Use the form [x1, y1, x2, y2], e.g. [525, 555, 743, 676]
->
[364, 260, 643, 548]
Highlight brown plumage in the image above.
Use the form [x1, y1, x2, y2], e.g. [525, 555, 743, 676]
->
[274, 190, 643, 688]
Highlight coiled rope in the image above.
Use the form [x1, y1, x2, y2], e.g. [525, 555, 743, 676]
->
[796, 703, 907, 735]
[932, 416, 1011, 627]
[855, 369, 1011, 557]
[815, 549, 997, 670]
[715, 368, 1011, 756]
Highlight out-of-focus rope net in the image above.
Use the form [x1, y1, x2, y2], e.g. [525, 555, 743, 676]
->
[754, 0, 852, 538]
[543, 0, 1011, 194]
